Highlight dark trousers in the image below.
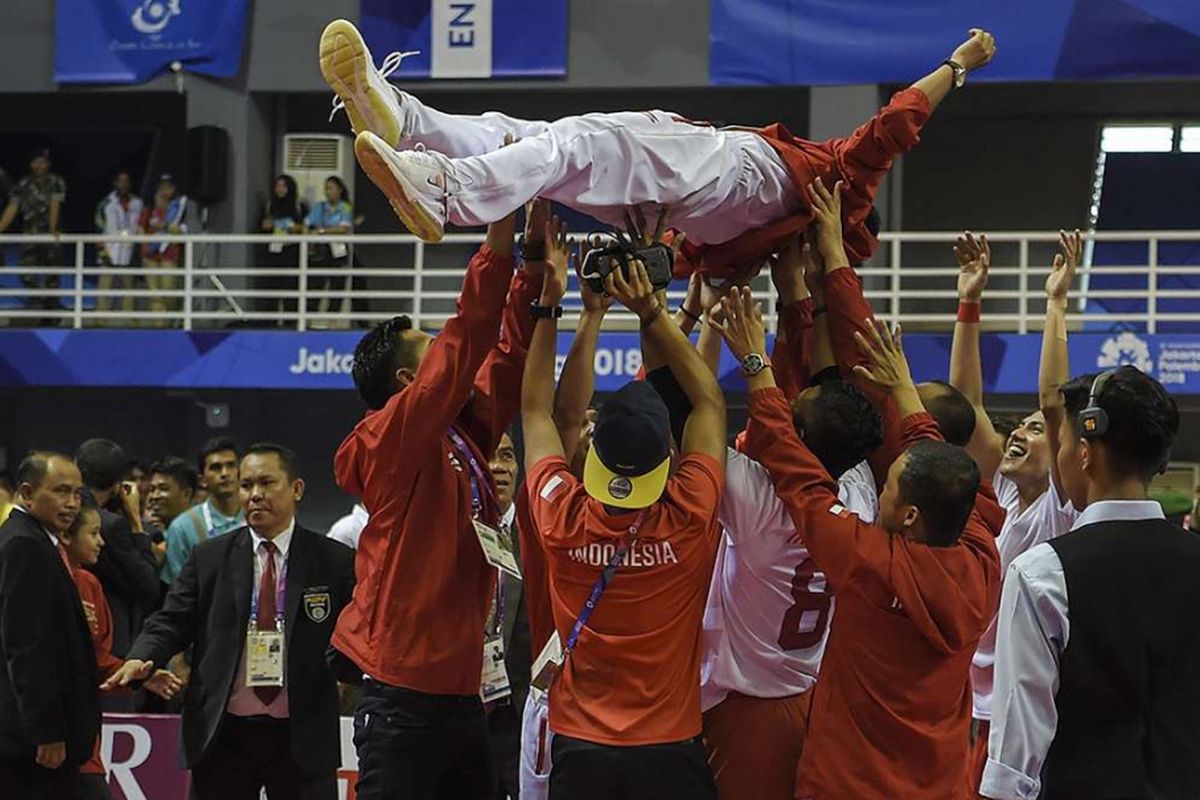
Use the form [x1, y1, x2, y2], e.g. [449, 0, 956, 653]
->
[190, 715, 336, 800]
[487, 702, 521, 799]
[0, 757, 79, 799]
[353, 679, 495, 800]
[549, 734, 717, 800]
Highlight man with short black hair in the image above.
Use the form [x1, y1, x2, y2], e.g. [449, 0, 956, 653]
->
[147, 456, 198, 532]
[981, 365, 1194, 800]
[163, 437, 244, 584]
[718, 287, 1000, 799]
[334, 205, 545, 800]
[0, 452, 98, 798]
[107, 443, 356, 799]
[75, 438, 160, 667]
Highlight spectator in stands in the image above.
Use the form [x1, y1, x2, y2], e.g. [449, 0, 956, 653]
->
[486, 431, 531, 800]
[57, 495, 181, 800]
[0, 451, 98, 798]
[162, 437, 243, 585]
[0, 148, 67, 324]
[74, 439, 161, 675]
[95, 171, 144, 324]
[327, 501, 366, 549]
[106, 443, 356, 800]
[259, 175, 307, 323]
[306, 175, 355, 319]
[139, 174, 188, 327]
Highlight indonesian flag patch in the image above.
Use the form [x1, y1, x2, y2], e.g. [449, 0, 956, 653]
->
[540, 474, 565, 502]
[829, 503, 852, 519]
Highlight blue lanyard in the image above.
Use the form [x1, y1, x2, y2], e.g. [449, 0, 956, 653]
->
[446, 428, 496, 522]
[248, 547, 288, 627]
[563, 511, 645, 657]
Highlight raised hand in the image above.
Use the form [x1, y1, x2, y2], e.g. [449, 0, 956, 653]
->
[606, 259, 660, 322]
[578, 236, 615, 313]
[771, 235, 810, 304]
[950, 28, 997, 72]
[955, 231, 990, 303]
[539, 216, 570, 305]
[852, 318, 915, 393]
[523, 198, 552, 249]
[624, 205, 670, 248]
[1046, 229, 1083, 302]
[710, 286, 767, 362]
[806, 178, 845, 262]
[100, 659, 154, 692]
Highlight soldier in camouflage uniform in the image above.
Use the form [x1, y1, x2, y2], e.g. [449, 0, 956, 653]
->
[0, 149, 66, 320]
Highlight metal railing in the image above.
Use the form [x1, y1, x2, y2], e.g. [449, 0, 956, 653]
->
[0, 230, 1197, 332]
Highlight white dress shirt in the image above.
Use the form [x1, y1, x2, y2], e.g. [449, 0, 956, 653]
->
[227, 519, 295, 719]
[980, 499, 1166, 800]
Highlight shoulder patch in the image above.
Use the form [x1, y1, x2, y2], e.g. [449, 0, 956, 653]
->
[540, 474, 565, 501]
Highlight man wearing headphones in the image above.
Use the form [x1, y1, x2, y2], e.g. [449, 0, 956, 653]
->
[981, 354, 1197, 800]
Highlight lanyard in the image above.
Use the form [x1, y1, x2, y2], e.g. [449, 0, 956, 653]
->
[248, 547, 288, 628]
[563, 511, 646, 657]
[201, 502, 217, 537]
[447, 428, 497, 522]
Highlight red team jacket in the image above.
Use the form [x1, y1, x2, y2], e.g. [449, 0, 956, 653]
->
[745, 394, 1001, 799]
[332, 246, 541, 696]
[677, 87, 932, 281]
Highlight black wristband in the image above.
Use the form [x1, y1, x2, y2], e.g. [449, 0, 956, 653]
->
[639, 303, 665, 330]
[518, 235, 545, 262]
[530, 303, 563, 320]
[678, 306, 702, 324]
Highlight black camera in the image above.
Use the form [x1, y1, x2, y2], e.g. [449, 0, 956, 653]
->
[579, 234, 674, 295]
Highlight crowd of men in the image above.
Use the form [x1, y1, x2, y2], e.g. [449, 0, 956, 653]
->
[1, 19, 1198, 800]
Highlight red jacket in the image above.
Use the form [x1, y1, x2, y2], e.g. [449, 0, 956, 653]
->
[73, 567, 121, 775]
[745, 392, 1000, 799]
[332, 246, 542, 695]
[677, 87, 931, 282]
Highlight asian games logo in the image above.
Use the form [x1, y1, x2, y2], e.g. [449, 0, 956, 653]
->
[1097, 332, 1154, 374]
[131, 0, 182, 34]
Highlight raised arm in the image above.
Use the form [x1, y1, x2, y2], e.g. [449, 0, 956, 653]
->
[1040, 230, 1082, 502]
[0, 198, 17, 233]
[336, 214, 518, 496]
[613, 263, 726, 465]
[950, 232, 1004, 478]
[459, 202, 548, 457]
[521, 217, 571, 473]
[770, 237, 815, 397]
[554, 238, 613, 466]
[911, 29, 997, 111]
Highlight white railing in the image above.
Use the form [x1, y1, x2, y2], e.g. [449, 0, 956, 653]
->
[0, 230, 1197, 332]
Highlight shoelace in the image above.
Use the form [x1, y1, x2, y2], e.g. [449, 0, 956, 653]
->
[328, 49, 421, 123]
[411, 143, 473, 194]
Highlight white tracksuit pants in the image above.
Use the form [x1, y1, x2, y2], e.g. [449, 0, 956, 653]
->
[397, 92, 800, 246]
[519, 685, 552, 800]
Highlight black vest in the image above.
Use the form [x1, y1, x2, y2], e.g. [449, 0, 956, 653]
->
[1044, 519, 1200, 800]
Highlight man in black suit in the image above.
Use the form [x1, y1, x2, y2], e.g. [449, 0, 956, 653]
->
[487, 431, 533, 799]
[105, 443, 356, 800]
[75, 439, 161, 664]
[0, 452, 100, 798]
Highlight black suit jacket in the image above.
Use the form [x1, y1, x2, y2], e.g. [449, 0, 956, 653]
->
[0, 509, 100, 768]
[88, 507, 160, 658]
[128, 524, 356, 774]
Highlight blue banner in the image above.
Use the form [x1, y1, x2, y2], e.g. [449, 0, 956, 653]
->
[711, 0, 1200, 85]
[360, 0, 567, 79]
[0, 330, 1198, 395]
[54, 0, 249, 84]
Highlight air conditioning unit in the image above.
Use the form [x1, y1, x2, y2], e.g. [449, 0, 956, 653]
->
[281, 134, 355, 211]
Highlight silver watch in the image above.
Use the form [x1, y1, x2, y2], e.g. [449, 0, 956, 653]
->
[740, 353, 768, 376]
[944, 59, 967, 89]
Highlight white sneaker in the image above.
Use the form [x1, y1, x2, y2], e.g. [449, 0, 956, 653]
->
[320, 19, 416, 148]
[355, 131, 449, 243]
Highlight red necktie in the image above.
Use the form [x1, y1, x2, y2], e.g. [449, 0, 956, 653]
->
[254, 540, 281, 705]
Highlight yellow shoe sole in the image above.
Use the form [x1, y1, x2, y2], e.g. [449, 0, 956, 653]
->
[319, 19, 402, 148]
[354, 132, 444, 243]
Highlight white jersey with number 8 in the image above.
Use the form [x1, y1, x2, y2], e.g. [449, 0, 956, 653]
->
[701, 449, 877, 711]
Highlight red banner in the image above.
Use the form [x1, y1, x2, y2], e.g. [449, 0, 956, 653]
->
[99, 714, 360, 800]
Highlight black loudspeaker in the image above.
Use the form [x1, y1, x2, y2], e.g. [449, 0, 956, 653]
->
[187, 125, 229, 205]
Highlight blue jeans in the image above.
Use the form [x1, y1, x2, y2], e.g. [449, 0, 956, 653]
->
[353, 680, 496, 800]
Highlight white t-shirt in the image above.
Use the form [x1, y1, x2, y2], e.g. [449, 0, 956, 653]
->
[700, 451, 877, 711]
[971, 468, 1078, 721]
[328, 504, 368, 550]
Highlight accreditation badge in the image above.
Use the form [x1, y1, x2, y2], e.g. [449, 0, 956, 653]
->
[245, 626, 285, 687]
[481, 635, 511, 703]
[530, 632, 563, 692]
[473, 519, 522, 581]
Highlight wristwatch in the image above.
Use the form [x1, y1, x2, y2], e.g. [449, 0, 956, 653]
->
[943, 59, 967, 89]
[740, 353, 769, 377]
[530, 303, 563, 320]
